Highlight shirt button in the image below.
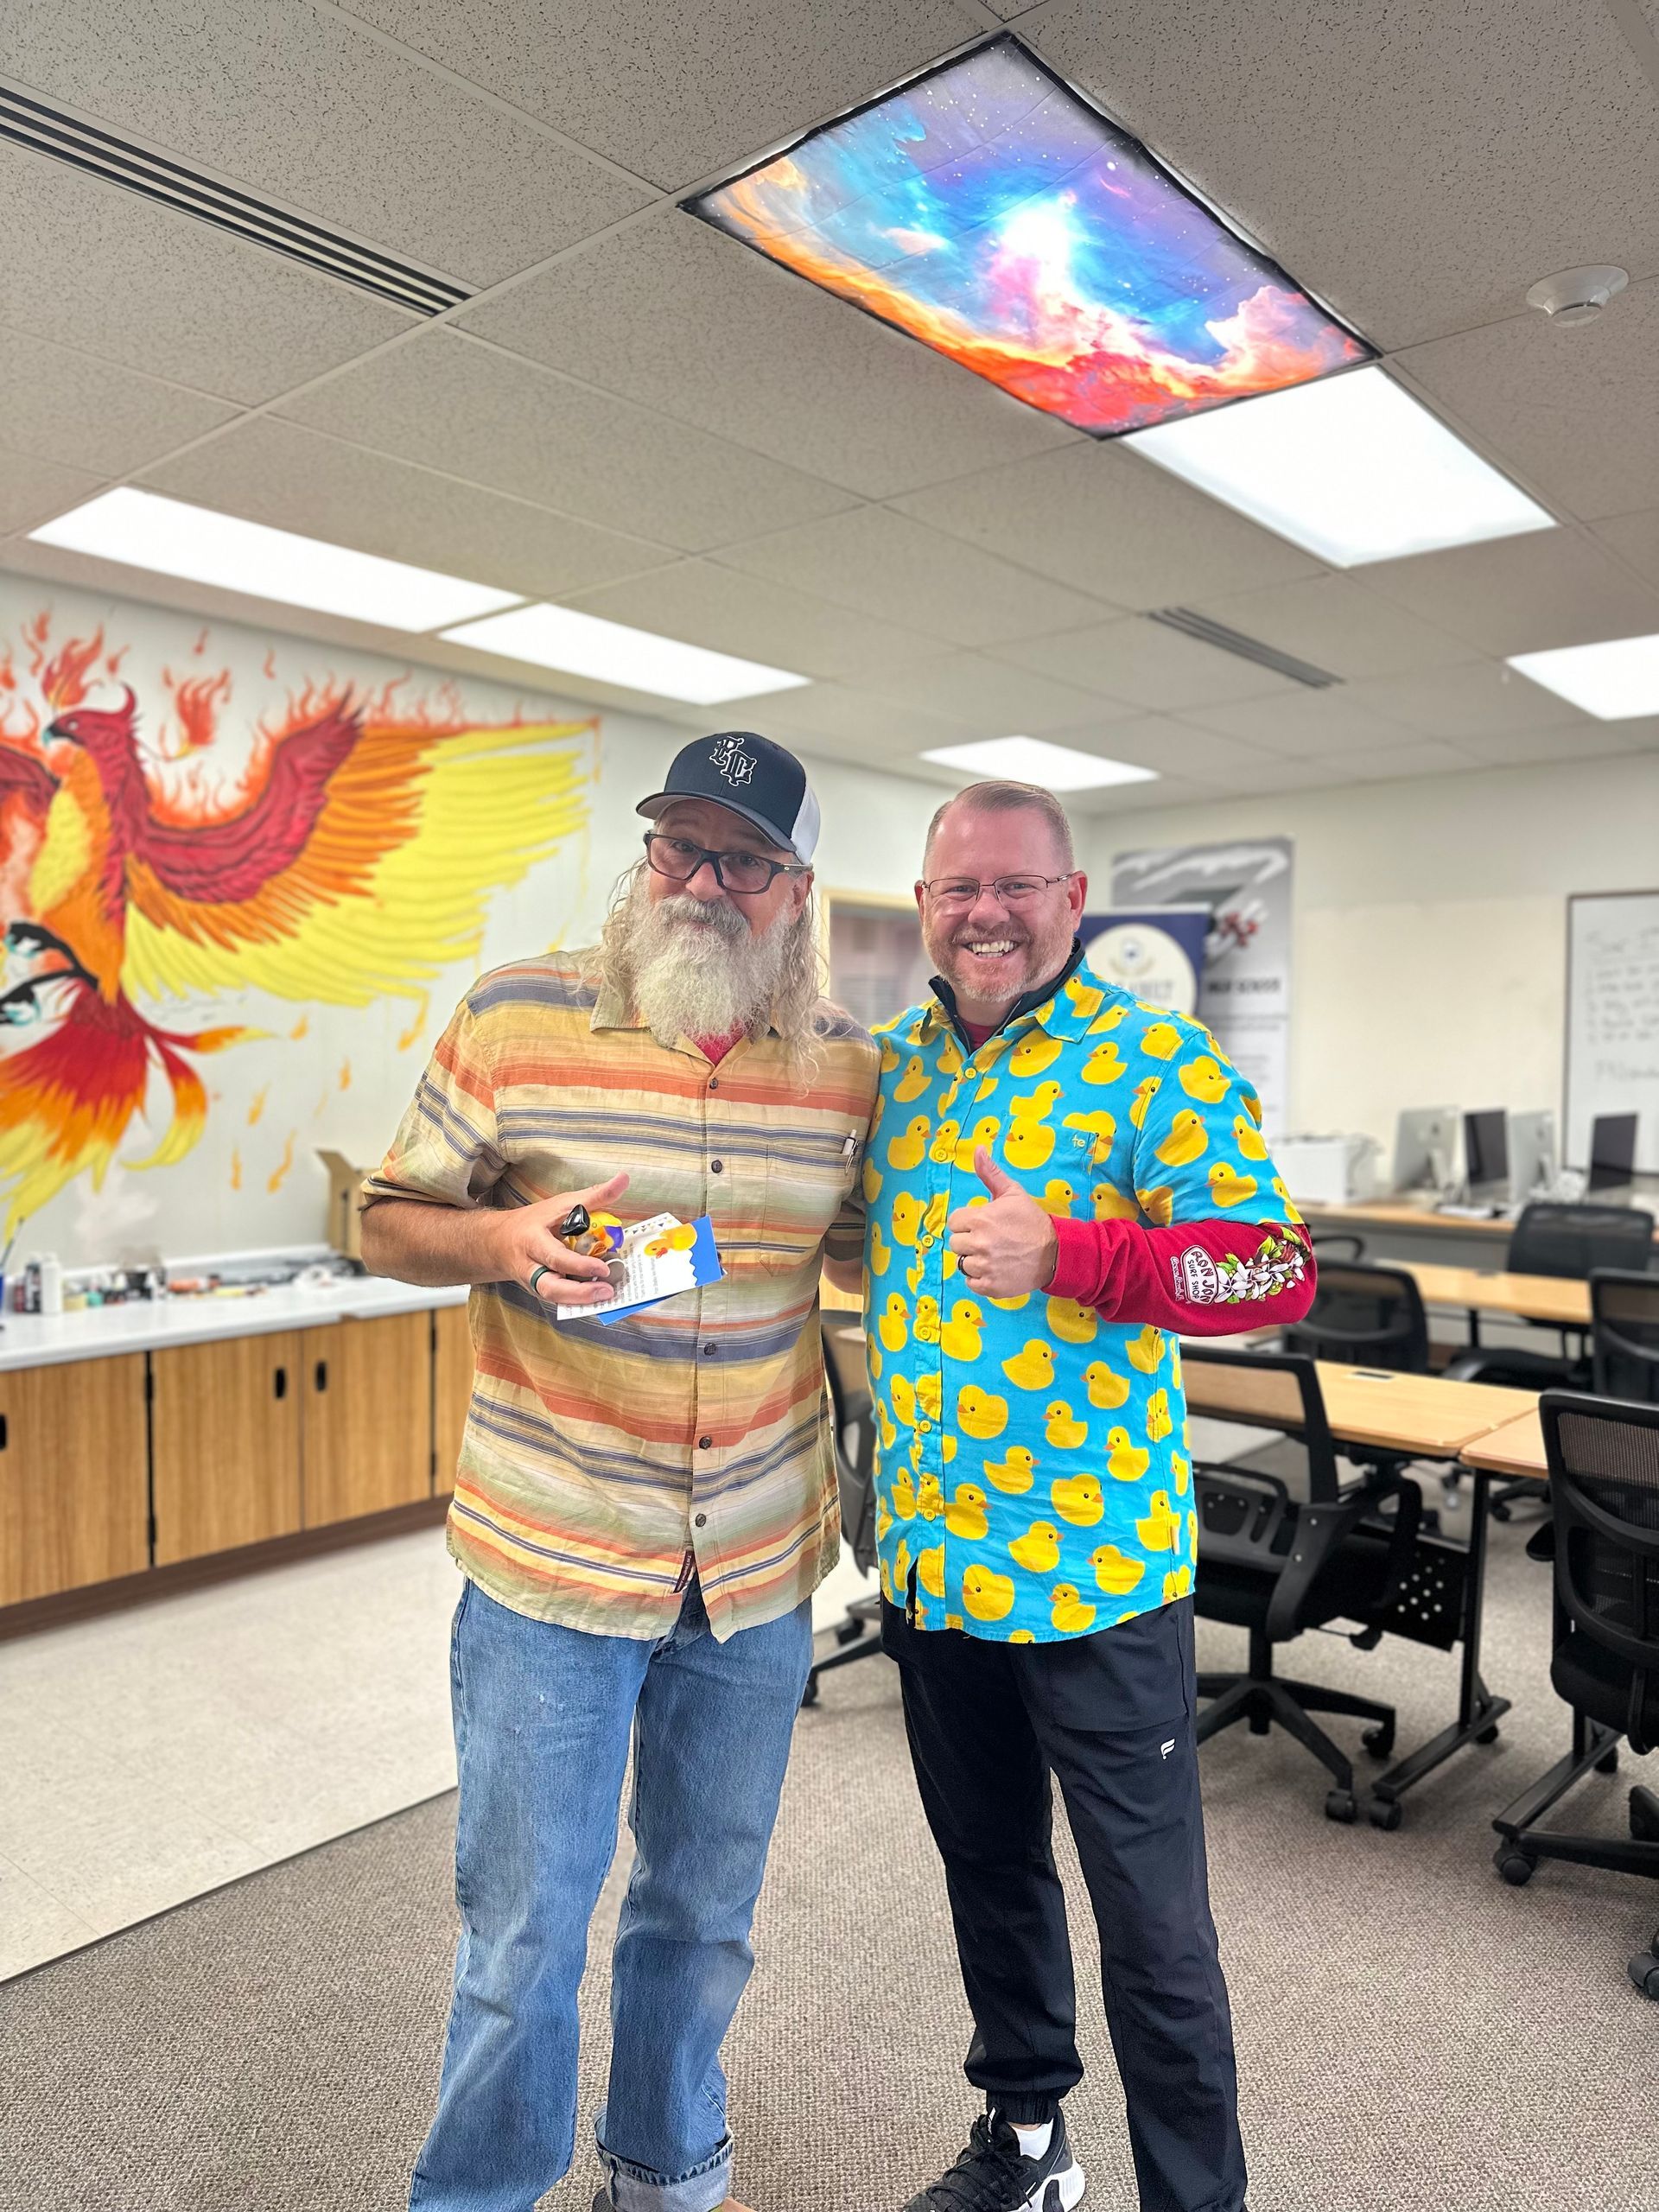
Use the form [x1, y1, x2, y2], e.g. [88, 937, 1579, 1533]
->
[918, 1420, 931, 1434]
[702, 1343, 717, 1357]
[710, 1160, 724, 1175]
[708, 1077, 720, 1090]
[919, 1235, 934, 1249]
[698, 1435, 713, 1450]
[695, 1512, 708, 1528]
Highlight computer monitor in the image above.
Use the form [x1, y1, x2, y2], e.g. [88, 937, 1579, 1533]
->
[1588, 1111, 1638, 1192]
[1463, 1109, 1510, 1198]
[1508, 1110, 1556, 1204]
[1394, 1106, 1459, 1195]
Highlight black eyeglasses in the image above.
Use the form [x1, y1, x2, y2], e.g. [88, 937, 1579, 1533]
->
[643, 832, 804, 896]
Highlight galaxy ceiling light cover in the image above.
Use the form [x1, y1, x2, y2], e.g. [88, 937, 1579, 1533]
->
[689, 37, 1370, 438]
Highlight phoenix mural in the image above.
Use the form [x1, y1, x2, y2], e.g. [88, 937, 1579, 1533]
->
[0, 608, 594, 1233]
[692, 35, 1369, 437]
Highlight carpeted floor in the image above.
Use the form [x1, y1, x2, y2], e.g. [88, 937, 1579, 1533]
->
[5, 1512, 1657, 2212]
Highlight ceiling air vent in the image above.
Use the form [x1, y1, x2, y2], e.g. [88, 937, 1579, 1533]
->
[1147, 607, 1341, 690]
[0, 83, 467, 315]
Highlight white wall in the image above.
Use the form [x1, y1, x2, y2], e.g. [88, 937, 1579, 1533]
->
[1081, 754, 1659, 1162]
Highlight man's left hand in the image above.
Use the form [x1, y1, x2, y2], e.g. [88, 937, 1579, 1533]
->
[947, 1148, 1059, 1298]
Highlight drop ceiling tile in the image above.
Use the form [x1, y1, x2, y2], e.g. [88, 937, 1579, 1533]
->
[1591, 506, 1659, 593]
[995, 618, 1297, 711]
[1360, 530, 1659, 658]
[1030, 0, 1659, 348]
[0, 326, 238, 479]
[457, 213, 1077, 499]
[347, 0, 982, 190]
[861, 655, 1134, 734]
[0, 140, 414, 404]
[0, 447, 105, 535]
[753, 681, 983, 761]
[1078, 774, 1217, 817]
[1182, 574, 1478, 683]
[145, 417, 672, 600]
[893, 443, 1322, 611]
[1344, 741, 1484, 781]
[280, 329, 858, 552]
[1043, 715, 1282, 786]
[559, 561, 942, 681]
[2, 0, 648, 287]
[1453, 722, 1657, 765]
[1179, 690, 1433, 759]
[713, 508, 1108, 649]
[1348, 660, 1595, 740]
[1395, 281, 1659, 524]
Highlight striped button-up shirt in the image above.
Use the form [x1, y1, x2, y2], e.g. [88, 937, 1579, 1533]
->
[365, 955, 877, 1641]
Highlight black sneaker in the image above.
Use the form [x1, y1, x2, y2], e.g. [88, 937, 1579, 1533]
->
[904, 2109, 1084, 2211]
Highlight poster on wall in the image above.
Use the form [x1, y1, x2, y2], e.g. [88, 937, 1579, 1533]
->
[1109, 838, 1294, 1132]
[1077, 906, 1211, 1014]
[0, 581, 597, 1264]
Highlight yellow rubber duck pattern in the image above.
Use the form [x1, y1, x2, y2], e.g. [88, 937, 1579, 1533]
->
[863, 969, 1300, 1643]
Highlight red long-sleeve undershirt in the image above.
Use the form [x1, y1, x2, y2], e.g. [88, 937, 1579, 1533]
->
[1046, 1216, 1318, 1335]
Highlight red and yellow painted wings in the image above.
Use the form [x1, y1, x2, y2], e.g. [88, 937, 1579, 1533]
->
[122, 706, 594, 1007]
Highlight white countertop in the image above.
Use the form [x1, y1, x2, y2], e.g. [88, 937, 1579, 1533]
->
[0, 1274, 468, 1372]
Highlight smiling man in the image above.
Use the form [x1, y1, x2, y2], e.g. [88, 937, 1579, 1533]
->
[859, 779, 1316, 2212]
[362, 732, 877, 2212]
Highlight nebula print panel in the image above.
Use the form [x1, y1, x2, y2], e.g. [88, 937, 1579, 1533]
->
[690, 36, 1370, 437]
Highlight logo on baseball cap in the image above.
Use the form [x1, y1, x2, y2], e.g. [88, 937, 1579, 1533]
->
[637, 731, 821, 862]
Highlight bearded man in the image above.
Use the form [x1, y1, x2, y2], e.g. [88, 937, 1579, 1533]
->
[363, 732, 877, 2212]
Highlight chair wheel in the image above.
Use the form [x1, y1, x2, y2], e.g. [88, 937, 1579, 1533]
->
[1369, 1796, 1404, 1832]
[1595, 1745, 1619, 1776]
[1491, 1502, 1512, 1523]
[1324, 1789, 1357, 1823]
[1361, 1721, 1395, 1758]
[1628, 1953, 1659, 2001]
[800, 1675, 820, 1709]
[1476, 1724, 1501, 1745]
[1495, 1848, 1535, 1886]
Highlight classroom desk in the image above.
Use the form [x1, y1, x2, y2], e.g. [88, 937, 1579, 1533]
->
[1401, 1262, 1591, 1332]
[1181, 1351, 1538, 1827]
[1459, 1407, 1549, 1480]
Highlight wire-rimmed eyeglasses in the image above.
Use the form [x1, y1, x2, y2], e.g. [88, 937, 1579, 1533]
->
[918, 871, 1078, 912]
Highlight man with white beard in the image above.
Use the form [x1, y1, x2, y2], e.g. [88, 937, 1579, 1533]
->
[363, 733, 877, 2212]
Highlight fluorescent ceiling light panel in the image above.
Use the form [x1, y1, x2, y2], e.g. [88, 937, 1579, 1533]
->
[29, 486, 518, 631]
[1128, 365, 1554, 565]
[689, 34, 1370, 438]
[440, 603, 810, 705]
[920, 735, 1158, 791]
[1507, 632, 1659, 720]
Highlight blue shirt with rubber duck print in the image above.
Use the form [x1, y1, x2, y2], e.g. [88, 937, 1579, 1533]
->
[862, 963, 1306, 1645]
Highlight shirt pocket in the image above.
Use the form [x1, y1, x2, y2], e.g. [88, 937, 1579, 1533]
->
[757, 1123, 862, 1259]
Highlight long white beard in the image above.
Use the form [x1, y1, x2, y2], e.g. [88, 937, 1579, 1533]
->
[625, 888, 792, 1042]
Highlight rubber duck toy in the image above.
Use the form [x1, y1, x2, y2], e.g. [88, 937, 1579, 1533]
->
[893, 1055, 931, 1103]
[1128, 1077, 1161, 1129]
[1051, 1471, 1105, 1527]
[1126, 1325, 1165, 1374]
[1090, 1544, 1147, 1597]
[915, 1471, 944, 1522]
[962, 1564, 1016, 1623]
[887, 1116, 930, 1171]
[890, 1192, 925, 1248]
[1208, 1161, 1258, 1207]
[912, 1294, 941, 1345]
[1034, 1179, 1077, 1217]
[1046, 1295, 1097, 1346]
[984, 1445, 1038, 1495]
[1136, 1185, 1175, 1225]
[878, 1294, 909, 1353]
[889, 1374, 918, 1428]
[1084, 1360, 1131, 1410]
[1009, 1520, 1062, 1573]
[944, 1483, 989, 1541]
[1001, 1338, 1056, 1392]
[1163, 1564, 1193, 1603]
[930, 1120, 961, 1165]
[1139, 1020, 1184, 1061]
[1145, 1389, 1173, 1443]
[868, 1223, 893, 1277]
[1092, 1182, 1139, 1222]
[917, 1543, 946, 1599]
[1155, 1109, 1209, 1168]
[1135, 1491, 1181, 1551]
[956, 1385, 1008, 1441]
[1179, 1055, 1230, 1105]
[1233, 1113, 1270, 1161]
[954, 1116, 1001, 1168]
[1106, 1427, 1151, 1484]
[1044, 1401, 1089, 1451]
[1007, 1030, 1063, 1077]
[1050, 1584, 1097, 1634]
[888, 1467, 918, 1521]
[940, 1300, 984, 1361]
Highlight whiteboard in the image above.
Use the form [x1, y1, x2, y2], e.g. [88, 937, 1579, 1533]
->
[1565, 891, 1659, 1174]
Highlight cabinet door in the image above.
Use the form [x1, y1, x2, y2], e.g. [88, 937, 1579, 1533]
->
[152, 1332, 302, 1565]
[302, 1312, 432, 1527]
[0, 1354, 149, 1604]
[432, 1303, 474, 1502]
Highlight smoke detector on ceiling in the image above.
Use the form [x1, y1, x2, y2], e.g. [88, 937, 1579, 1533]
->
[1525, 265, 1628, 327]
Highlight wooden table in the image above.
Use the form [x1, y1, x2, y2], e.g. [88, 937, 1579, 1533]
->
[1402, 1262, 1590, 1332]
[1459, 1407, 1548, 1479]
[1182, 1351, 1540, 1827]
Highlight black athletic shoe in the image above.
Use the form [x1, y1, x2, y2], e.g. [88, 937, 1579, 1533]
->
[903, 2109, 1085, 2211]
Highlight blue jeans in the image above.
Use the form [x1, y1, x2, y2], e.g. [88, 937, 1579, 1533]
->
[409, 1576, 813, 2212]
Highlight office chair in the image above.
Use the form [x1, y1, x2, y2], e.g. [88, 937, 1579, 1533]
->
[1309, 1231, 1365, 1264]
[1189, 1346, 1423, 1824]
[1591, 1269, 1659, 1405]
[1282, 1260, 1429, 1372]
[802, 1321, 884, 1706]
[1491, 1392, 1659, 2000]
[1507, 1200, 1656, 1281]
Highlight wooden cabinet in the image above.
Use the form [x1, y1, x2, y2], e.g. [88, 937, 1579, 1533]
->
[302, 1312, 432, 1527]
[151, 1332, 302, 1565]
[0, 1354, 149, 1603]
[433, 1303, 474, 1501]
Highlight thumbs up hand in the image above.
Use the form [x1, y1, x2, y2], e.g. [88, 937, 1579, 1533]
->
[945, 1146, 1059, 1297]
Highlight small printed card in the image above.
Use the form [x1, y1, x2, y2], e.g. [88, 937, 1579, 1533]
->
[554, 1211, 722, 1325]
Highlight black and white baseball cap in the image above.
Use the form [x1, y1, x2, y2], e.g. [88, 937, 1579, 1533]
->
[637, 731, 821, 863]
